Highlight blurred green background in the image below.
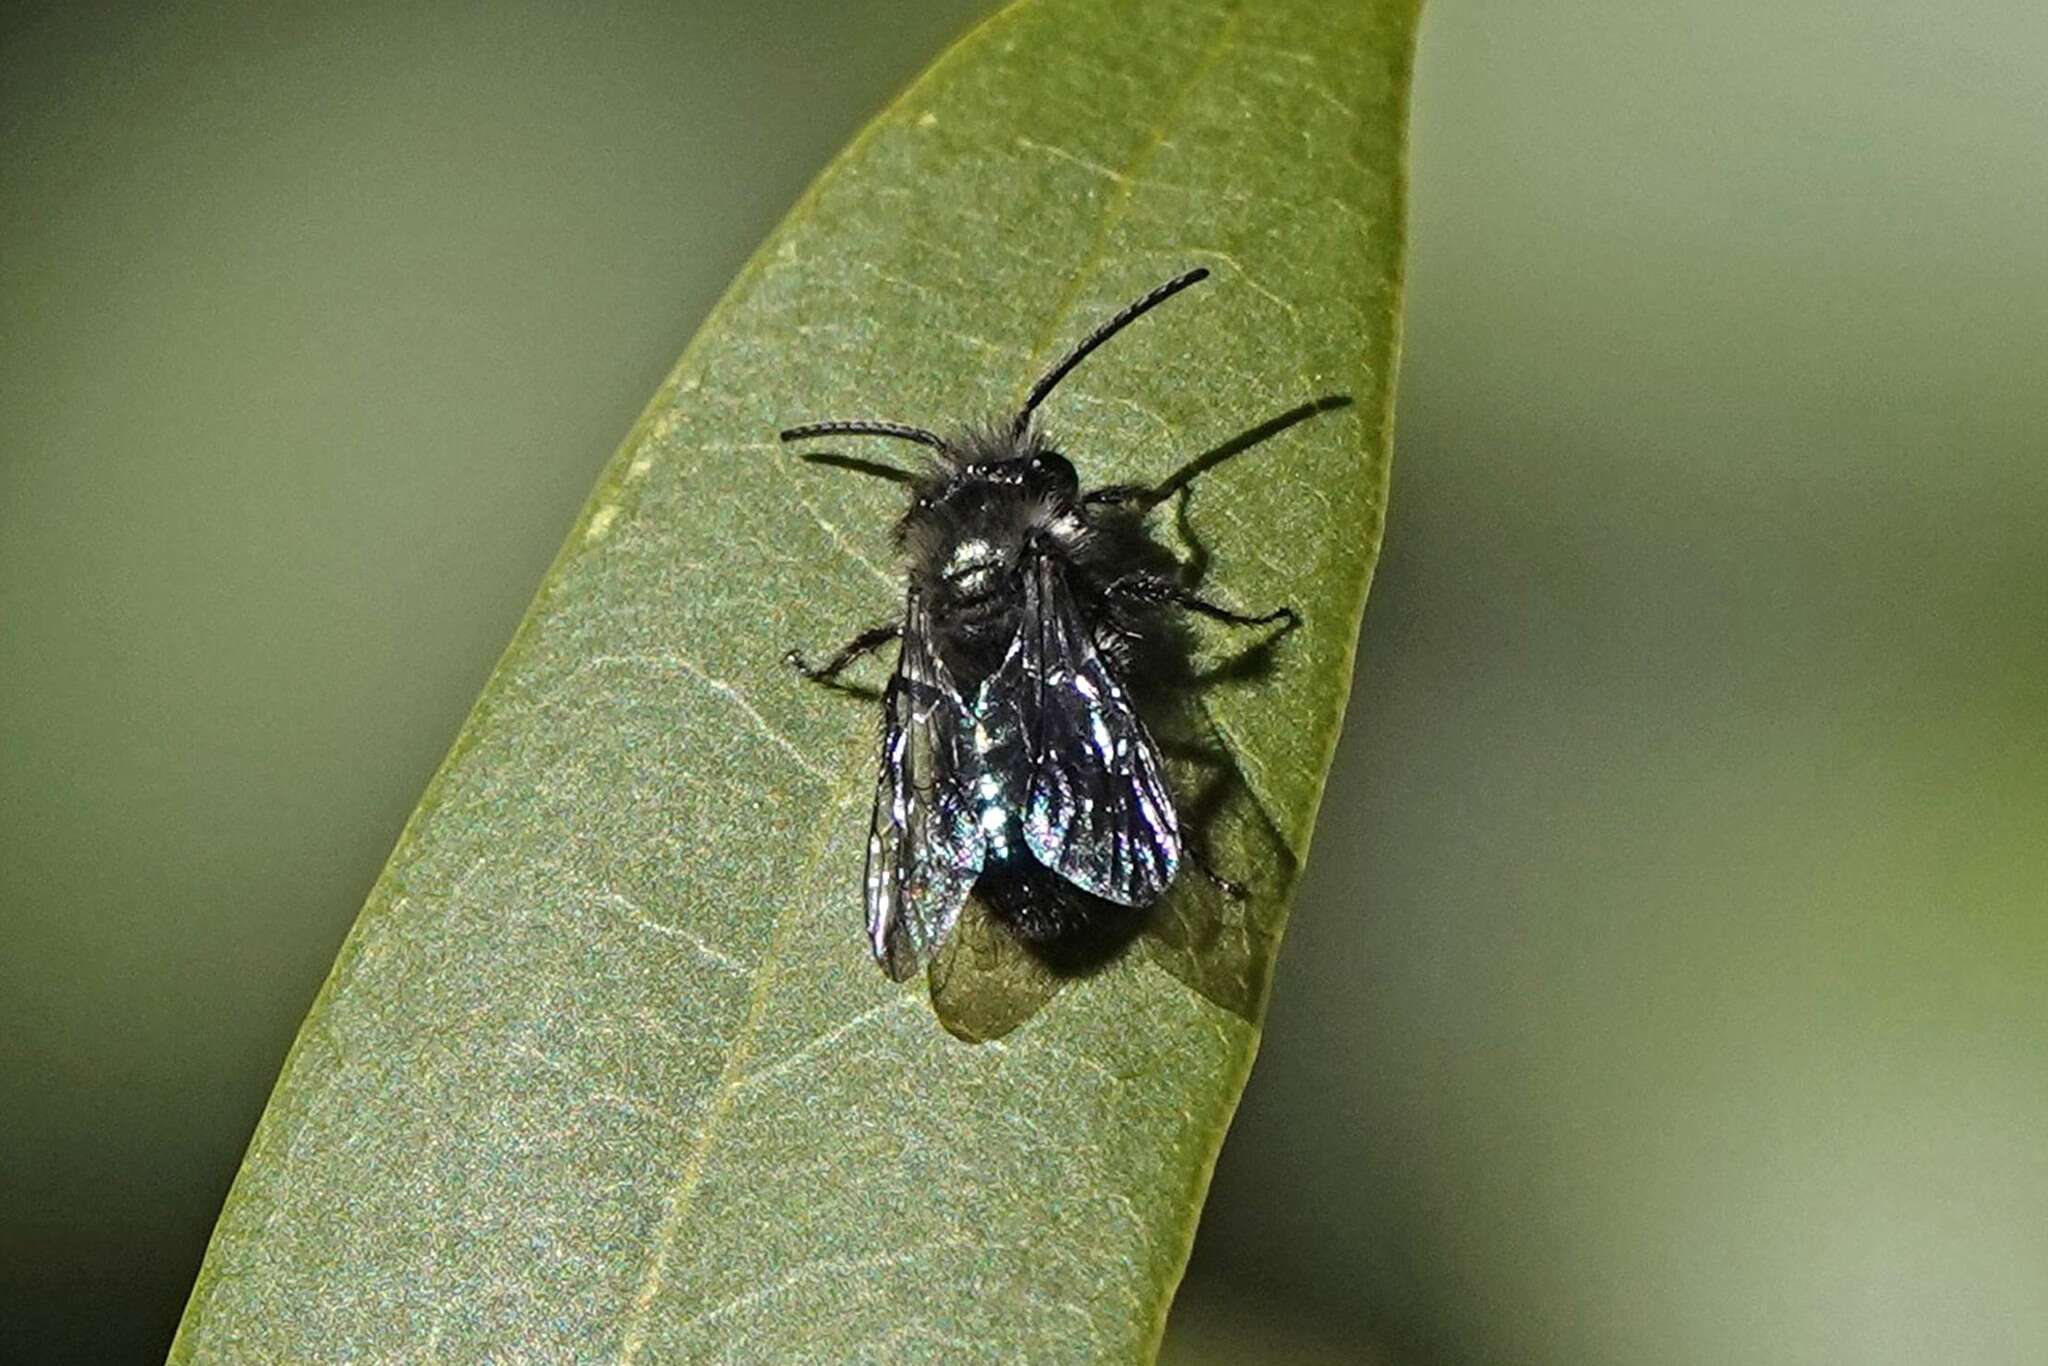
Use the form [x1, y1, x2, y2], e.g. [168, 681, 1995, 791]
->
[4, 1, 2044, 1361]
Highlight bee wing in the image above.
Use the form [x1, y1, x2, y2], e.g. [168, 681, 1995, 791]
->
[866, 593, 985, 979]
[1004, 552, 1182, 905]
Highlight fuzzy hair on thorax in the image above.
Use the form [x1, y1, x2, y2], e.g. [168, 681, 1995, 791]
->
[893, 423, 1092, 589]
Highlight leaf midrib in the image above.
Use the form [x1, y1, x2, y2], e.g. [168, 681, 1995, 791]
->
[608, 6, 1253, 1353]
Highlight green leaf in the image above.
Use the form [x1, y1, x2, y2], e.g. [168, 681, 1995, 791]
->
[171, 0, 1417, 1357]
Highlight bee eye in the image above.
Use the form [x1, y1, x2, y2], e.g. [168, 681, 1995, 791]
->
[1030, 450, 1078, 492]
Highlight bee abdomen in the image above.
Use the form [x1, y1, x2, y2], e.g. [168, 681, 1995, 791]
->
[979, 859, 1142, 949]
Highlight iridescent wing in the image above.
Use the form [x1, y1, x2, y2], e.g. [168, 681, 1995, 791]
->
[997, 553, 1182, 905]
[865, 592, 984, 978]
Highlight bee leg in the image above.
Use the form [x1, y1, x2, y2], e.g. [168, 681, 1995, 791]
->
[1106, 572, 1299, 630]
[1188, 848, 1249, 900]
[1082, 482, 1155, 508]
[784, 621, 902, 685]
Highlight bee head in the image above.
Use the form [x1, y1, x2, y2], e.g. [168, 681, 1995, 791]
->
[1022, 447, 1079, 500]
[777, 266, 1213, 605]
[905, 423, 1077, 510]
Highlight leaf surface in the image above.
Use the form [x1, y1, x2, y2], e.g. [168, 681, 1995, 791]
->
[173, 0, 1418, 1357]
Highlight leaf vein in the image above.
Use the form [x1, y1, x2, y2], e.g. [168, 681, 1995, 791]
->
[601, 892, 749, 976]
[669, 1250, 923, 1341]
[1012, 2, 1247, 407]
[586, 653, 833, 784]
[729, 993, 922, 1100]
[614, 787, 868, 1362]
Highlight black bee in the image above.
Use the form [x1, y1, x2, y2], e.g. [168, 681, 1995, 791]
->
[781, 268, 1296, 979]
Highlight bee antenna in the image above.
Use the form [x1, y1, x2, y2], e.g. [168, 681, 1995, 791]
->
[778, 419, 954, 473]
[779, 419, 956, 461]
[1011, 267, 1210, 440]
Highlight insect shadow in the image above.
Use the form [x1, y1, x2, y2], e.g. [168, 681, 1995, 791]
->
[805, 391, 1354, 1042]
